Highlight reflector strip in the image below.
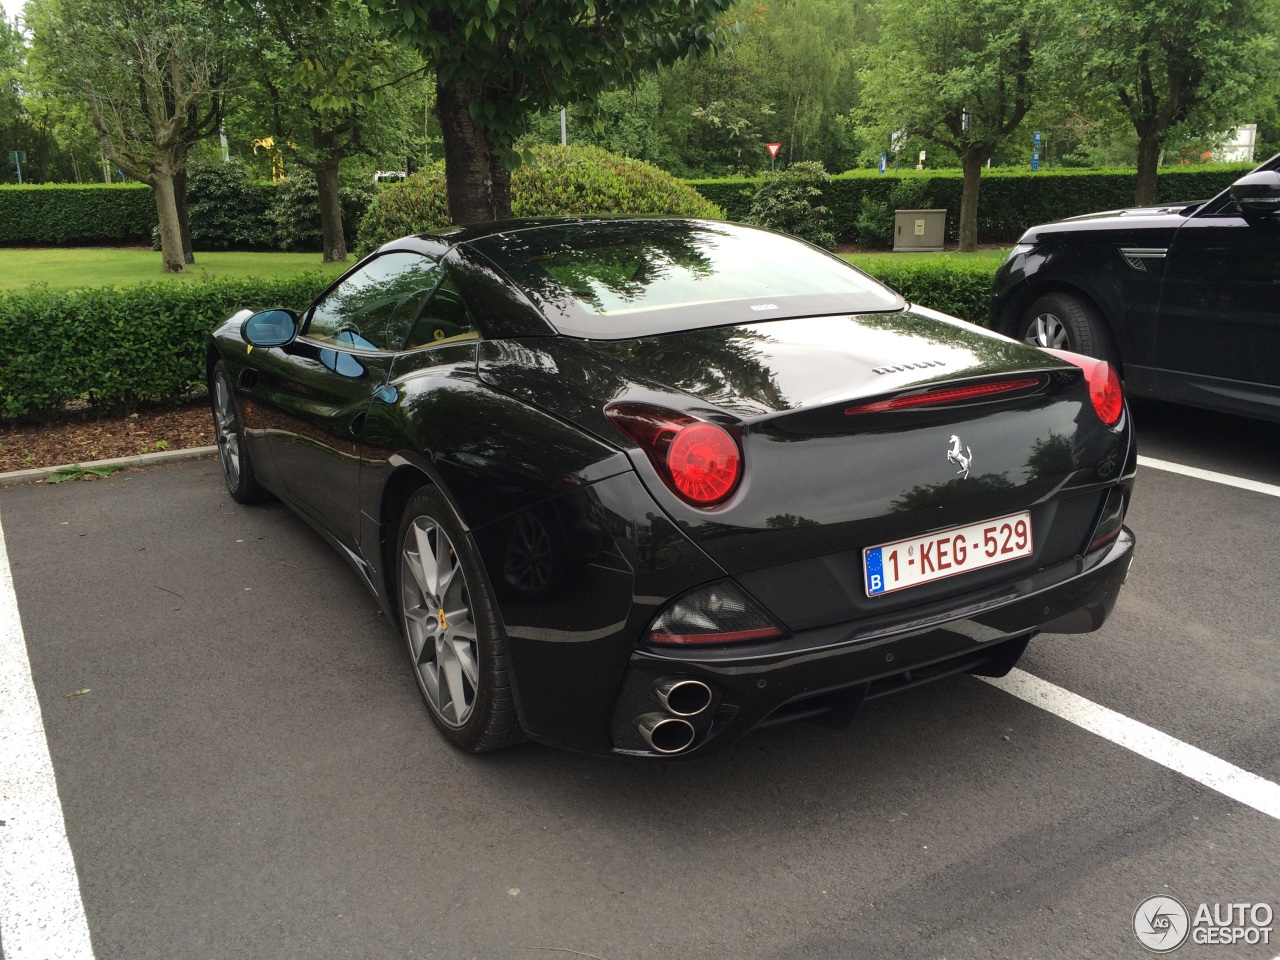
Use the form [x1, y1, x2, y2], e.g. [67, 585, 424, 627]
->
[649, 626, 782, 645]
[845, 378, 1041, 415]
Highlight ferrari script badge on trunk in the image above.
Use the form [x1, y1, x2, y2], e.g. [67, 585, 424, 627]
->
[947, 435, 973, 479]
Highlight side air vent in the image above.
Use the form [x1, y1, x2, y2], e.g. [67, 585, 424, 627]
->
[237, 368, 258, 390]
[1118, 247, 1167, 272]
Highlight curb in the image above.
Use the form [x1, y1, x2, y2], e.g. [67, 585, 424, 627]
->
[0, 445, 220, 487]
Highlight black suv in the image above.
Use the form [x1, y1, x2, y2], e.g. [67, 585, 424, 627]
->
[990, 154, 1280, 422]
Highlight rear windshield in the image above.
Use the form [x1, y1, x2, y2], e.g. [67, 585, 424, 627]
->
[464, 220, 903, 339]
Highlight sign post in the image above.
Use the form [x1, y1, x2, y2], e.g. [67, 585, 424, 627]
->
[1032, 151, 1039, 171]
[9, 150, 24, 185]
[765, 141, 781, 172]
[879, 152, 887, 175]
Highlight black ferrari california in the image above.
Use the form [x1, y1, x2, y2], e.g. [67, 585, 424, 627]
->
[208, 218, 1135, 758]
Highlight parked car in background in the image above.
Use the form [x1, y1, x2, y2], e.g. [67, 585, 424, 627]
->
[990, 153, 1280, 422]
[209, 218, 1135, 759]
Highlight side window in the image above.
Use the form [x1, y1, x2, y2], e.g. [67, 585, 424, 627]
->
[306, 252, 441, 351]
[406, 274, 480, 348]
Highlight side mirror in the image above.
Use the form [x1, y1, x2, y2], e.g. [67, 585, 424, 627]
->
[1229, 170, 1280, 217]
[242, 308, 299, 348]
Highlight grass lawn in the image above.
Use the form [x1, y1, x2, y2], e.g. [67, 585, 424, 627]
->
[0, 248, 348, 292]
[842, 249, 1008, 270]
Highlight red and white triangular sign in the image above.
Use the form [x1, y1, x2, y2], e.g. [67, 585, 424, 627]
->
[765, 142, 781, 158]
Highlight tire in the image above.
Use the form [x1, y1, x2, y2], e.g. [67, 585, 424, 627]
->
[396, 486, 522, 752]
[1017, 292, 1118, 366]
[210, 360, 269, 504]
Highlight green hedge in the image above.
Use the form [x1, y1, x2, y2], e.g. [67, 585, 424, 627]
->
[0, 254, 999, 422]
[1, 172, 373, 252]
[0, 274, 332, 421]
[855, 258, 998, 325]
[0, 183, 157, 246]
[691, 164, 1256, 246]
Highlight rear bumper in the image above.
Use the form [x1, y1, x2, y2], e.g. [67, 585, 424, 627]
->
[604, 526, 1135, 757]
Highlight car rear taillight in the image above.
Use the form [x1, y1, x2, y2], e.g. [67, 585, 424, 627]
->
[1043, 348, 1124, 427]
[605, 402, 743, 507]
[844, 377, 1041, 415]
[648, 581, 784, 645]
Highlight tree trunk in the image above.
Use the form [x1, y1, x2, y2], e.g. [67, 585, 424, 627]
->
[958, 150, 985, 253]
[436, 76, 511, 222]
[315, 160, 348, 262]
[1135, 132, 1161, 206]
[154, 173, 186, 274]
[174, 167, 195, 264]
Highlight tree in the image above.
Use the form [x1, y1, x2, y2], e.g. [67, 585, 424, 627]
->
[237, 0, 428, 261]
[363, 0, 740, 223]
[26, 0, 233, 272]
[856, 0, 1054, 251]
[1066, 0, 1276, 204]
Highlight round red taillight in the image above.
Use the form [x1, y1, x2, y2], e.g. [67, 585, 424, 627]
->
[1041, 348, 1125, 428]
[1087, 362, 1124, 426]
[665, 422, 741, 504]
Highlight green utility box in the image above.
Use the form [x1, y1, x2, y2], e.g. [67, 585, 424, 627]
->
[893, 208, 946, 252]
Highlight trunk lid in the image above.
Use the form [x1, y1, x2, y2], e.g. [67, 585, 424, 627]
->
[477, 311, 1130, 626]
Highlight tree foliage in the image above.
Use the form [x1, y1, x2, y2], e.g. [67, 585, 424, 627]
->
[1063, 0, 1277, 204]
[235, 0, 429, 261]
[362, 0, 741, 222]
[856, 0, 1055, 250]
[25, 0, 234, 271]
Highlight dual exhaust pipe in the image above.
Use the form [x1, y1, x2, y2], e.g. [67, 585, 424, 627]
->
[635, 678, 714, 755]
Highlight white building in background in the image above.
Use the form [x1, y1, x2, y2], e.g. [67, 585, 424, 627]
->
[1215, 124, 1258, 163]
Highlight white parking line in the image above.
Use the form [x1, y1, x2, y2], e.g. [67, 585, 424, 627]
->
[0, 510, 97, 959]
[982, 669, 1280, 821]
[1138, 455, 1280, 498]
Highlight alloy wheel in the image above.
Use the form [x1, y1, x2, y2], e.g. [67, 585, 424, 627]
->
[400, 518, 479, 727]
[1025, 313, 1069, 350]
[213, 374, 241, 488]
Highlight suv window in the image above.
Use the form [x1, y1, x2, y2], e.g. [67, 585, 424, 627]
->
[307, 252, 441, 351]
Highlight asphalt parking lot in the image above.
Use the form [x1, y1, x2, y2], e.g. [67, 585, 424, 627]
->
[2, 397, 1277, 960]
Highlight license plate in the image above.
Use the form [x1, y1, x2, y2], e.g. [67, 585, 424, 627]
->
[864, 510, 1033, 596]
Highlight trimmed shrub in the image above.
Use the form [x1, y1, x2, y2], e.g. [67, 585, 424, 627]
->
[511, 144, 722, 219]
[357, 144, 724, 254]
[0, 183, 157, 246]
[855, 257, 998, 325]
[186, 160, 276, 251]
[745, 161, 836, 249]
[689, 163, 1256, 245]
[0, 273, 332, 421]
[355, 164, 450, 255]
[267, 170, 377, 253]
